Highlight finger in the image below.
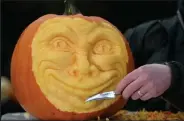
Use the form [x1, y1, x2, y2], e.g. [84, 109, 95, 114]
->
[140, 92, 152, 101]
[122, 76, 145, 100]
[131, 82, 152, 100]
[115, 69, 140, 94]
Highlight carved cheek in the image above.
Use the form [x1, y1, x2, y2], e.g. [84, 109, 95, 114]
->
[36, 38, 75, 72]
[90, 40, 123, 71]
[91, 55, 121, 70]
[47, 52, 74, 71]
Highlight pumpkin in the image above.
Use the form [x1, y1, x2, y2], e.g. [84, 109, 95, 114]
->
[11, 0, 134, 120]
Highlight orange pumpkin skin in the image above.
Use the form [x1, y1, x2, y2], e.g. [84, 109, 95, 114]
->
[11, 14, 134, 120]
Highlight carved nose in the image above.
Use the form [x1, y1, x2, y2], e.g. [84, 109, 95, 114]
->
[69, 55, 91, 77]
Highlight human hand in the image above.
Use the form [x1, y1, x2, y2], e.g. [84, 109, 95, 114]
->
[115, 64, 172, 101]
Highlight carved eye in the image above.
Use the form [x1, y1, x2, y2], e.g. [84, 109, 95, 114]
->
[51, 37, 71, 51]
[93, 40, 112, 54]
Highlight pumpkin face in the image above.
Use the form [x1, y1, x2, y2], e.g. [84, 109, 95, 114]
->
[11, 14, 134, 120]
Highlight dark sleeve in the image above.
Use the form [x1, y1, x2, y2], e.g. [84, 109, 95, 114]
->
[124, 17, 184, 111]
[124, 20, 170, 68]
[162, 61, 184, 111]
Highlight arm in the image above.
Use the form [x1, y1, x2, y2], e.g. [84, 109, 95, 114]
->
[124, 16, 184, 111]
[162, 61, 184, 111]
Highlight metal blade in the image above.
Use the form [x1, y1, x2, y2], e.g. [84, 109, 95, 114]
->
[85, 91, 118, 102]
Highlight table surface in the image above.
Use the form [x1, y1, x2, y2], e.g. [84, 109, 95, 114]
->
[1, 111, 136, 120]
[1, 112, 37, 120]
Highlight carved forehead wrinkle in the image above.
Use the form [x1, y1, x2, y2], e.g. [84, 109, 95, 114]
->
[46, 17, 99, 34]
[33, 17, 102, 44]
[39, 17, 116, 34]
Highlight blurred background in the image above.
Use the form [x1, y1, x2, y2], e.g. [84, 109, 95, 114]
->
[1, 0, 178, 116]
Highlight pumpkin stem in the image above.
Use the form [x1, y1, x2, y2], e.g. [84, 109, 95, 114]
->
[63, 0, 81, 15]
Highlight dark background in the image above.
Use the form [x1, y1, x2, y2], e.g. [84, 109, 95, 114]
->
[1, 0, 178, 115]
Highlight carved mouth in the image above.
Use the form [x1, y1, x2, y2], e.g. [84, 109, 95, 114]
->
[45, 73, 120, 110]
[38, 60, 121, 89]
[36, 60, 121, 111]
[44, 68, 120, 90]
[38, 61, 120, 94]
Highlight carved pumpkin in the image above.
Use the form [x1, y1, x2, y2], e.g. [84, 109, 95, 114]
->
[11, 1, 134, 120]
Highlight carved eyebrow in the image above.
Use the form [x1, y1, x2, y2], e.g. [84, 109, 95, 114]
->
[39, 26, 78, 44]
[87, 27, 120, 44]
[61, 26, 78, 44]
